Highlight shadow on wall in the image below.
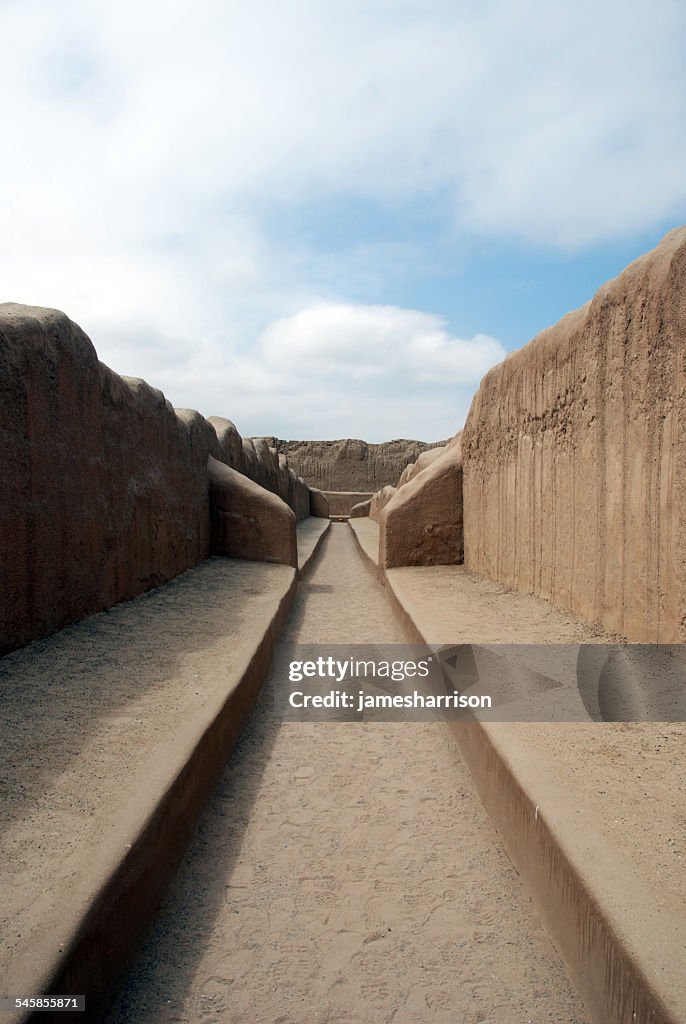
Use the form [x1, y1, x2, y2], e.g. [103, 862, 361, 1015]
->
[362, 431, 464, 569]
[0, 304, 312, 654]
[209, 457, 297, 568]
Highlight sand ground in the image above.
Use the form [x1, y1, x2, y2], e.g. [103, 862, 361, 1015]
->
[0, 556, 295, 987]
[381, 553, 686, 916]
[353, 518, 686, 916]
[108, 525, 586, 1024]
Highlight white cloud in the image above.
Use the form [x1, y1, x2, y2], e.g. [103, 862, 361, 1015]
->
[83, 301, 505, 441]
[0, 0, 684, 438]
[259, 303, 504, 383]
[162, 302, 505, 440]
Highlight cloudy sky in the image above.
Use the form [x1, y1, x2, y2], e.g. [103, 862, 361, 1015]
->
[2, 0, 685, 441]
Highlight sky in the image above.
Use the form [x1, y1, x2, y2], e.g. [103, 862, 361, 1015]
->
[1, 0, 685, 442]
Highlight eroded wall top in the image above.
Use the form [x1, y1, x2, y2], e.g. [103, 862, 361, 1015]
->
[261, 437, 446, 492]
[0, 304, 311, 653]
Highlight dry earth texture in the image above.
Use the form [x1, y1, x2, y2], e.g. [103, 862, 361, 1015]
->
[261, 438, 446, 492]
[108, 526, 586, 1024]
[462, 227, 686, 642]
[0, 304, 310, 654]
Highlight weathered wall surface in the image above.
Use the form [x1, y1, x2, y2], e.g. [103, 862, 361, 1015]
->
[397, 445, 447, 488]
[1, 305, 313, 654]
[323, 491, 374, 517]
[208, 458, 297, 567]
[462, 227, 686, 642]
[350, 499, 372, 518]
[262, 437, 445, 491]
[379, 435, 463, 569]
[369, 486, 397, 524]
[1, 304, 212, 654]
[210, 420, 310, 521]
[309, 488, 330, 518]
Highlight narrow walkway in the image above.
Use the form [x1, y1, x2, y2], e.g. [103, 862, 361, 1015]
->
[0, 556, 296, 1000]
[108, 525, 585, 1024]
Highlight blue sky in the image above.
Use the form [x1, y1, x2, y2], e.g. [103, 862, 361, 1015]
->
[1, 0, 685, 441]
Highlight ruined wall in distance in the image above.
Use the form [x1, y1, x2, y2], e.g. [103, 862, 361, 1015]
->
[263, 437, 445, 492]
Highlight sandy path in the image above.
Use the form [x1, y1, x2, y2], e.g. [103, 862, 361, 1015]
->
[0, 556, 295, 987]
[379, 549, 686, 916]
[108, 525, 585, 1024]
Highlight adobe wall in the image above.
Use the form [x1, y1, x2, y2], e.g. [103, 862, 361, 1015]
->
[0, 304, 313, 654]
[369, 486, 397, 524]
[262, 437, 445, 491]
[379, 435, 463, 569]
[1, 304, 212, 654]
[462, 227, 686, 642]
[322, 491, 374, 517]
[208, 457, 297, 567]
[211, 422, 310, 522]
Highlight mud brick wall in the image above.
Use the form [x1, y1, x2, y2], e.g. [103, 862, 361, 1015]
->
[462, 228, 686, 642]
[0, 304, 313, 654]
[264, 437, 445, 492]
[1, 304, 212, 654]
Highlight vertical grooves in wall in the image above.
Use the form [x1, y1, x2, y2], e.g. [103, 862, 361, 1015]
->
[621, 309, 630, 638]
[595, 321, 607, 631]
[461, 229, 685, 642]
[516, 434, 522, 593]
[570, 409, 577, 612]
[650, 305, 663, 641]
[538, 423, 544, 596]
[550, 387, 558, 607]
